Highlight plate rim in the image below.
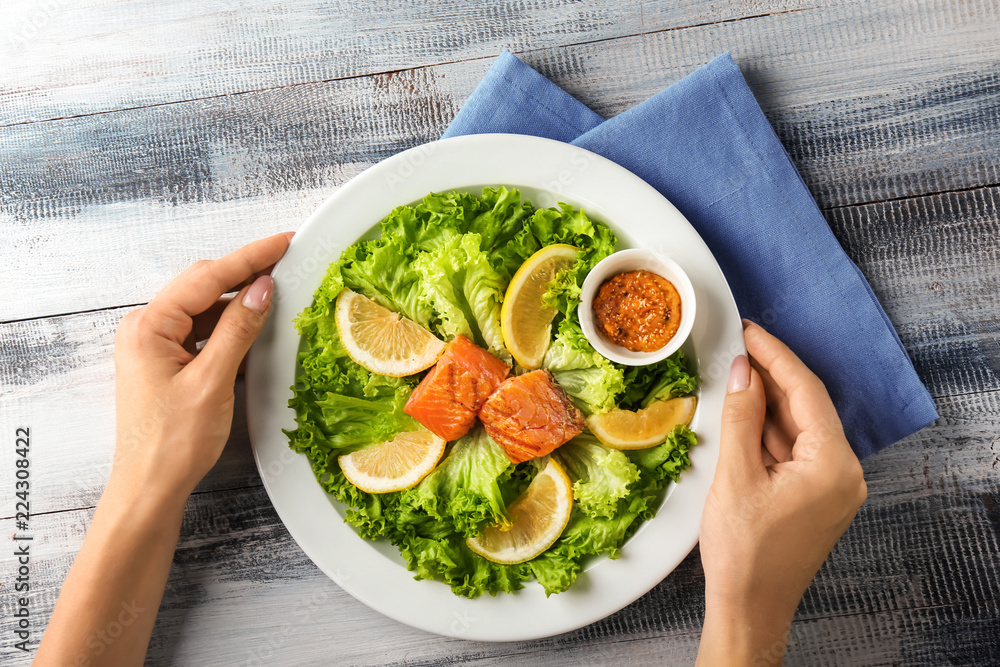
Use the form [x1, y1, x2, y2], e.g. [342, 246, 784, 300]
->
[246, 133, 745, 641]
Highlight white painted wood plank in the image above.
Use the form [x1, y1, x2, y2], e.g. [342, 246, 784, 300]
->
[827, 187, 1000, 401]
[0, 0, 815, 126]
[3, 0, 999, 322]
[530, 0, 1000, 207]
[0, 305, 260, 516]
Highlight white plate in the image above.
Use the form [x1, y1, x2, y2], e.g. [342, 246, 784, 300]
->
[246, 134, 744, 642]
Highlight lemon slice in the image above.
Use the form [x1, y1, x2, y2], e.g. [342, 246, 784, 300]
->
[467, 457, 573, 564]
[500, 244, 579, 369]
[335, 288, 445, 377]
[587, 396, 697, 449]
[338, 430, 447, 494]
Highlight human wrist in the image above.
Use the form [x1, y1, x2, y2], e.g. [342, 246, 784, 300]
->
[103, 467, 190, 525]
[698, 586, 798, 666]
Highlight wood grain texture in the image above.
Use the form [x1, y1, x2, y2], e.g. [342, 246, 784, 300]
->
[826, 185, 1000, 399]
[0, 0, 817, 126]
[3, 0, 1000, 322]
[1, 390, 997, 665]
[0, 305, 260, 516]
[3, 0, 1000, 663]
[532, 0, 1000, 208]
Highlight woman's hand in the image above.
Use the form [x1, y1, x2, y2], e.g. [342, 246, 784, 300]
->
[109, 232, 293, 508]
[696, 321, 867, 666]
[36, 234, 293, 667]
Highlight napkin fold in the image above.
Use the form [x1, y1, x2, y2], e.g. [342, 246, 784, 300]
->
[443, 51, 937, 459]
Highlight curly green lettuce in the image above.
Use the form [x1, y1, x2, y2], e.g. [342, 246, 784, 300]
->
[412, 233, 509, 360]
[542, 320, 625, 415]
[555, 434, 640, 519]
[285, 187, 700, 599]
[619, 350, 699, 411]
[400, 429, 513, 537]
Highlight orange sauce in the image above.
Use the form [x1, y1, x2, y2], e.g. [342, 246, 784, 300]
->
[592, 270, 682, 352]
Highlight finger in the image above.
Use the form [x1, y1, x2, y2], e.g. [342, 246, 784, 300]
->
[194, 275, 274, 389]
[751, 356, 801, 443]
[761, 411, 794, 463]
[718, 354, 767, 480]
[182, 297, 233, 354]
[742, 321, 839, 434]
[150, 232, 292, 320]
[761, 445, 779, 467]
[193, 296, 235, 340]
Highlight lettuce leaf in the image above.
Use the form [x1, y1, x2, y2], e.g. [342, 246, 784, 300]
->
[380, 187, 532, 254]
[340, 238, 433, 327]
[530, 427, 698, 597]
[555, 434, 640, 519]
[400, 429, 513, 538]
[493, 203, 617, 286]
[528, 473, 663, 595]
[393, 531, 530, 598]
[288, 302, 418, 456]
[287, 186, 702, 599]
[542, 321, 594, 368]
[629, 425, 698, 483]
[619, 350, 698, 410]
[543, 320, 624, 415]
[412, 233, 509, 360]
[462, 186, 536, 251]
[315, 384, 416, 453]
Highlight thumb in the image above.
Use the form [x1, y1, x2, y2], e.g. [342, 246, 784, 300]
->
[718, 354, 766, 480]
[196, 275, 273, 388]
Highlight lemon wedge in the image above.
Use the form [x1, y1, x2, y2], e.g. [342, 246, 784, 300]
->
[500, 244, 579, 369]
[335, 288, 445, 377]
[466, 457, 573, 564]
[338, 430, 447, 494]
[587, 396, 698, 449]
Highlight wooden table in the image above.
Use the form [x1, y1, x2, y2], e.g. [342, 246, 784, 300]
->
[2, 1, 999, 664]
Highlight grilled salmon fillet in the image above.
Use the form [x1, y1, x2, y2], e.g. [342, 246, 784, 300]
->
[478, 369, 585, 463]
[404, 335, 511, 441]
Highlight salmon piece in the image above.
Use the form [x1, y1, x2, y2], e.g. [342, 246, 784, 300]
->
[404, 335, 511, 441]
[478, 369, 585, 463]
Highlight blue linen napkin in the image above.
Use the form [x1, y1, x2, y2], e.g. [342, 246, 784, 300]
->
[443, 51, 938, 459]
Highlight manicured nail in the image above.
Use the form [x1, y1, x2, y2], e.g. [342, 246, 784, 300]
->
[242, 275, 273, 312]
[727, 354, 750, 393]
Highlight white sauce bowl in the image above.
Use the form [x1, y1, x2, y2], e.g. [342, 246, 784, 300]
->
[578, 249, 697, 366]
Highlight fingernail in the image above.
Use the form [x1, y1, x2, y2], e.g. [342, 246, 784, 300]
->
[727, 354, 750, 393]
[242, 275, 273, 312]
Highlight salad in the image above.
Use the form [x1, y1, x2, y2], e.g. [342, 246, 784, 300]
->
[285, 187, 699, 598]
